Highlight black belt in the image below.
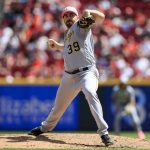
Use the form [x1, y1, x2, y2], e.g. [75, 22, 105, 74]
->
[65, 66, 90, 74]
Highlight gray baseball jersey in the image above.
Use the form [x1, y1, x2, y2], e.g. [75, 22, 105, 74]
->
[112, 85, 135, 106]
[63, 22, 96, 71]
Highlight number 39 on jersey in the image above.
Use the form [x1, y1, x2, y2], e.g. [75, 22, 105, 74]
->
[67, 42, 80, 54]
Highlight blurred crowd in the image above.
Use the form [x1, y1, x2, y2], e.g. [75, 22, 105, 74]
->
[0, 0, 150, 81]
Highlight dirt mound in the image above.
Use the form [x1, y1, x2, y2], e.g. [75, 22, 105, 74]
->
[0, 133, 150, 149]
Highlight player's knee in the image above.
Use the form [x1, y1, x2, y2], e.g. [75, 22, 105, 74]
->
[84, 88, 98, 101]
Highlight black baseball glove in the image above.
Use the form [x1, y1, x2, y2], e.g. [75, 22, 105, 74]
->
[78, 16, 95, 28]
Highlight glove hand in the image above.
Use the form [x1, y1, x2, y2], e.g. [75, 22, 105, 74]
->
[78, 10, 95, 28]
[124, 104, 134, 114]
[79, 16, 95, 28]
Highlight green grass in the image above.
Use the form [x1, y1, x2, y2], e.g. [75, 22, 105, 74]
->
[0, 131, 26, 134]
[0, 148, 149, 150]
[119, 131, 150, 139]
[1, 130, 150, 139]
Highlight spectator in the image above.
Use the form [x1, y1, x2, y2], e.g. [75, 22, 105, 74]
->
[0, 0, 149, 79]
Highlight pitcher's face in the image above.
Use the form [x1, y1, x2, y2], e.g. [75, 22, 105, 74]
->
[62, 12, 78, 28]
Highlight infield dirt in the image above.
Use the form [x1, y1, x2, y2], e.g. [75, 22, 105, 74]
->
[0, 133, 150, 149]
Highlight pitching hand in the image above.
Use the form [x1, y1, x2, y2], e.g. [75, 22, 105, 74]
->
[47, 39, 57, 50]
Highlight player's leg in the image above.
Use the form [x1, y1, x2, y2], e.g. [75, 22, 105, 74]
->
[81, 67, 113, 146]
[41, 75, 80, 132]
[130, 107, 145, 139]
[114, 110, 122, 135]
[28, 73, 80, 136]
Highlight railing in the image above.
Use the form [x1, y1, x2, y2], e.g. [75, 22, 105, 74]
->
[0, 77, 150, 85]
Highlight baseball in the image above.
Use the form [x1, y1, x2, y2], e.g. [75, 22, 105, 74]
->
[48, 39, 55, 48]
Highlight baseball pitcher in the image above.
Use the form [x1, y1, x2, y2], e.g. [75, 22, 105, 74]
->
[28, 6, 113, 146]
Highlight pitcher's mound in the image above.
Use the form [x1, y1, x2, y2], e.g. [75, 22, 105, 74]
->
[0, 133, 150, 149]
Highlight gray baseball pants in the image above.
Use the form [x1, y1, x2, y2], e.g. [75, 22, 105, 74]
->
[40, 66, 108, 136]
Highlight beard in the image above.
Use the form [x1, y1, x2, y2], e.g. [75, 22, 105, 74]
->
[65, 20, 74, 28]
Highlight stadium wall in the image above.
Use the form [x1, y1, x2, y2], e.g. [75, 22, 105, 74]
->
[0, 78, 149, 131]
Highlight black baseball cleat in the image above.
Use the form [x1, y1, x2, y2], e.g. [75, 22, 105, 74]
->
[28, 126, 44, 136]
[101, 134, 114, 146]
